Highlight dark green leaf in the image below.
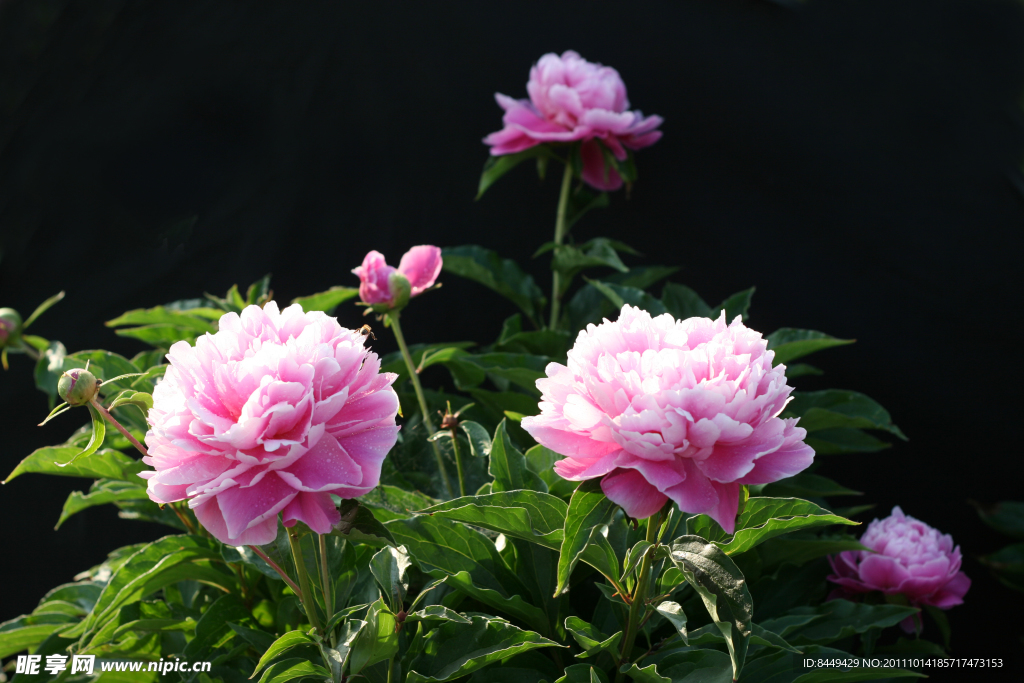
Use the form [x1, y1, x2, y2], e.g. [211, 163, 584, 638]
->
[714, 497, 857, 555]
[442, 245, 546, 326]
[556, 480, 618, 597]
[759, 473, 862, 499]
[332, 499, 395, 546]
[405, 615, 561, 683]
[660, 284, 711, 320]
[406, 605, 471, 626]
[587, 280, 667, 317]
[785, 390, 905, 439]
[624, 649, 733, 683]
[256, 657, 330, 683]
[654, 601, 688, 644]
[181, 593, 251, 661]
[0, 613, 76, 659]
[979, 542, 1024, 592]
[370, 546, 411, 611]
[349, 598, 399, 674]
[55, 405, 105, 470]
[251, 630, 318, 678]
[556, 664, 611, 683]
[246, 274, 273, 305]
[564, 187, 611, 232]
[663, 536, 752, 681]
[524, 445, 578, 499]
[56, 479, 150, 529]
[105, 307, 219, 333]
[360, 485, 441, 521]
[459, 421, 493, 459]
[477, 147, 556, 199]
[805, 428, 892, 455]
[385, 515, 547, 633]
[973, 500, 1024, 539]
[714, 287, 756, 322]
[489, 419, 547, 492]
[783, 600, 920, 645]
[766, 329, 855, 366]
[564, 616, 621, 658]
[291, 286, 358, 314]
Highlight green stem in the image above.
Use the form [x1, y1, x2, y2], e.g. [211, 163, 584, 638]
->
[388, 312, 454, 498]
[90, 398, 149, 458]
[614, 514, 661, 682]
[450, 428, 466, 497]
[387, 654, 396, 683]
[548, 162, 575, 330]
[248, 544, 301, 596]
[318, 534, 334, 634]
[19, 342, 41, 361]
[287, 528, 324, 636]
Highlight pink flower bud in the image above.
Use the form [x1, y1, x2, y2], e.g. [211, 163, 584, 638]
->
[828, 507, 970, 627]
[0, 308, 22, 346]
[58, 367, 101, 407]
[484, 51, 663, 191]
[352, 245, 442, 311]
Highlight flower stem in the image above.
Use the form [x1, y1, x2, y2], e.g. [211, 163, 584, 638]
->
[318, 534, 334, 632]
[387, 312, 454, 498]
[20, 342, 41, 361]
[449, 427, 467, 497]
[548, 162, 575, 330]
[287, 528, 325, 636]
[248, 544, 302, 596]
[90, 398, 149, 458]
[614, 513, 661, 683]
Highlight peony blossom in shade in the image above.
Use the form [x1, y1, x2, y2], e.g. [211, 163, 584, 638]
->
[483, 50, 663, 192]
[828, 507, 970, 629]
[352, 245, 442, 310]
[521, 305, 814, 533]
[140, 302, 400, 546]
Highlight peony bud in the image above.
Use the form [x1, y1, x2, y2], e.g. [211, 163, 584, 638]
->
[58, 367, 101, 407]
[0, 308, 22, 347]
[383, 271, 411, 312]
[353, 245, 442, 313]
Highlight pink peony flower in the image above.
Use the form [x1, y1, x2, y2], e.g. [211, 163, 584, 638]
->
[140, 302, 400, 546]
[828, 506, 970, 626]
[483, 50, 663, 191]
[352, 245, 442, 310]
[521, 305, 813, 532]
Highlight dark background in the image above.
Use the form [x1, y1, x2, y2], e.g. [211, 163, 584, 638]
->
[2, 0, 1023, 677]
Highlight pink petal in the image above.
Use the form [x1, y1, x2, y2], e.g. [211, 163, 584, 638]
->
[579, 139, 623, 191]
[215, 472, 297, 540]
[282, 492, 341, 534]
[398, 245, 443, 297]
[193, 497, 280, 546]
[278, 431, 363, 492]
[601, 468, 667, 520]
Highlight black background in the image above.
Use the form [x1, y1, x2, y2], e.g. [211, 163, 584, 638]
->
[2, 0, 1023, 676]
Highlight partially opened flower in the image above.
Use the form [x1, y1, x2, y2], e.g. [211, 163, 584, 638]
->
[484, 50, 663, 191]
[828, 507, 970, 627]
[353, 245, 442, 312]
[141, 302, 400, 546]
[522, 305, 813, 532]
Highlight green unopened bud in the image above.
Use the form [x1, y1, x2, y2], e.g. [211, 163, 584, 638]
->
[386, 271, 411, 311]
[58, 367, 101, 407]
[0, 308, 22, 347]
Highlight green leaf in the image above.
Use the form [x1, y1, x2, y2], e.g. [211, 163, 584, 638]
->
[105, 306, 219, 333]
[246, 274, 273, 305]
[556, 479, 618, 597]
[55, 405, 106, 469]
[759, 473, 862, 499]
[360, 485, 441, 521]
[369, 546, 411, 611]
[785, 363, 823, 378]
[586, 279, 667, 317]
[714, 497, 857, 555]
[22, 291, 65, 329]
[420, 489, 620, 584]
[782, 600, 920, 645]
[441, 352, 549, 395]
[564, 616, 622, 658]
[181, 593, 251, 662]
[34, 341, 83, 404]
[623, 649, 733, 683]
[489, 419, 547, 492]
[766, 329, 855, 365]
[661, 283, 712, 319]
[251, 630, 318, 678]
[495, 317, 571, 357]
[551, 239, 629, 297]
[973, 500, 1024, 539]
[0, 613, 76, 659]
[663, 536, 752, 681]
[785, 390, 905, 439]
[405, 615, 561, 683]
[385, 516, 547, 633]
[556, 664, 611, 683]
[406, 605, 472, 626]
[5, 446, 143, 484]
[524, 445, 578, 499]
[714, 287, 755, 322]
[804, 428, 892, 455]
[459, 421, 493, 458]
[442, 245, 546, 326]
[291, 286, 358, 314]
[256, 657, 330, 683]
[332, 499, 396, 546]
[564, 187, 611, 232]
[654, 601, 688, 644]
[757, 535, 868, 569]
[739, 645, 924, 683]
[979, 541, 1024, 592]
[107, 390, 154, 414]
[477, 147, 557, 199]
[56, 479, 150, 529]
[622, 540, 654, 582]
[349, 598, 399, 674]
[77, 535, 226, 639]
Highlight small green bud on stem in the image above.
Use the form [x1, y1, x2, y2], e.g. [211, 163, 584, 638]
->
[58, 367, 101, 407]
[0, 308, 22, 347]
